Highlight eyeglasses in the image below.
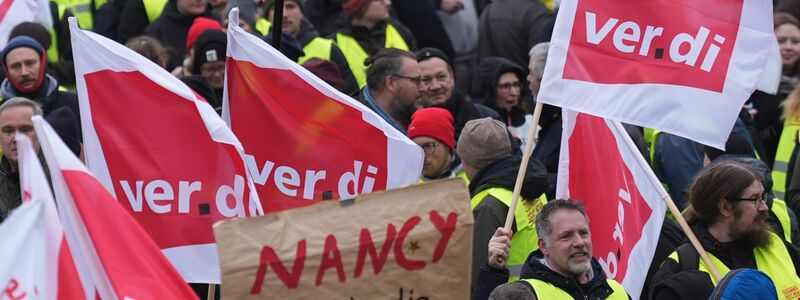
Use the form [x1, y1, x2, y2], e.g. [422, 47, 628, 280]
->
[731, 192, 767, 208]
[419, 141, 440, 155]
[497, 81, 521, 90]
[392, 74, 424, 86]
[200, 63, 226, 75]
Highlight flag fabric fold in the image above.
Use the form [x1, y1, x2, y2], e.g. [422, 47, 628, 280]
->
[223, 9, 423, 214]
[0, 133, 86, 300]
[69, 16, 262, 283]
[34, 115, 198, 299]
[557, 110, 667, 300]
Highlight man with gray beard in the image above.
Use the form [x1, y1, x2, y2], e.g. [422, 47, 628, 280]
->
[472, 199, 628, 299]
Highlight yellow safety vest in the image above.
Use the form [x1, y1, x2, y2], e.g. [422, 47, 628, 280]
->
[472, 187, 546, 281]
[335, 23, 410, 88]
[47, 4, 68, 63]
[54, 0, 97, 29]
[773, 198, 793, 242]
[773, 120, 800, 203]
[298, 37, 333, 64]
[522, 278, 628, 299]
[256, 18, 271, 36]
[143, 0, 168, 22]
[667, 232, 800, 299]
[539, 0, 554, 10]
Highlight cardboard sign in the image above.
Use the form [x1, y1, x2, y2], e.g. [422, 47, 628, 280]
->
[214, 179, 473, 299]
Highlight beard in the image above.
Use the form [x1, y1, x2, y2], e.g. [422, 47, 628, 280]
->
[729, 207, 772, 248]
[565, 247, 592, 276]
[392, 98, 417, 127]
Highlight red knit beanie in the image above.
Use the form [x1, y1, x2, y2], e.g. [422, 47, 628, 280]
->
[342, 0, 370, 17]
[408, 107, 455, 153]
[186, 17, 222, 51]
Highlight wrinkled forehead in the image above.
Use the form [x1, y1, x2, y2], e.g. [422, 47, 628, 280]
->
[548, 209, 589, 235]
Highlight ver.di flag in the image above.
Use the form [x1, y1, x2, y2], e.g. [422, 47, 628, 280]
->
[538, 0, 774, 148]
[0, 0, 51, 49]
[34, 116, 198, 299]
[14, 133, 86, 299]
[557, 110, 666, 300]
[69, 17, 263, 283]
[223, 9, 422, 214]
[0, 134, 85, 300]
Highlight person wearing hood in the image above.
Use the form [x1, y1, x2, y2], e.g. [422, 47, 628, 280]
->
[472, 57, 534, 149]
[0, 36, 81, 134]
[145, 0, 215, 71]
[474, 199, 629, 300]
[457, 117, 548, 289]
[263, 0, 358, 95]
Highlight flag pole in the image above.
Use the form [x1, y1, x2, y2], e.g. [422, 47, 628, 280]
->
[504, 101, 543, 231]
[611, 122, 725, 282]
[270, 0, 285, 49]
[663, 195, 724, 281]
[207, 284, 216, 300]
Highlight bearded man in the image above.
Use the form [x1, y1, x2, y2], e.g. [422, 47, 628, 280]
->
[650, 160, 800, 299]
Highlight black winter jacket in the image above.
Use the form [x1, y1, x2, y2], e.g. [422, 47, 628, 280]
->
[145, 0, 215, 70]
[472, 250, 628, 300]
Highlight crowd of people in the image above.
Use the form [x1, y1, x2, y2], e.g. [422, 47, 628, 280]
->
[1, 0, 800, 298]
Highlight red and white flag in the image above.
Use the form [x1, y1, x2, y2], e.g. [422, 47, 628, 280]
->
[557, 110, 666, 300]
[223, 10, 422, 214]
[538, 0, 774, 148]
[33, 116, 199, 299]
[0, 133, 85, 300]
[0, 0, 52, 49]
[69, 18, 263, 283]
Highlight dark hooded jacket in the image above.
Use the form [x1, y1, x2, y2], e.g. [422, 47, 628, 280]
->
[650, 223, 800, 300]
[468, 154, 548, 289]
[472, 57, 529, 127]
[145, 0, 215, 70]
[472, 250, 627, 300]
[438, 90, 482, 142]
[0, 74, 81, 138]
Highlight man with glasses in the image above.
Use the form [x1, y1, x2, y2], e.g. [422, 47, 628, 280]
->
[407, 107, 463, 182]
[357, 48, 421, 134]
[188, 29, 226, 110]
[651, 160, 800, 299]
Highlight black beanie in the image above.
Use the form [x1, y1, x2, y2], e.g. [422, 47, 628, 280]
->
[191, 29, 227, 74]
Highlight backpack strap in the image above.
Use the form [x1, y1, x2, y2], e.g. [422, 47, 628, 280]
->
[676, 243, 699, 271]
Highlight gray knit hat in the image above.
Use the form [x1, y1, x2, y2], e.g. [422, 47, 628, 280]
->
[456, 118, 512, 169]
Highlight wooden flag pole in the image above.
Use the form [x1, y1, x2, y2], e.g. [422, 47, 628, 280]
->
[663, 195, 724, 281]
[207, 284, 217, 300]
[611, 120, 725, 282]
[504, 102, 544, 231]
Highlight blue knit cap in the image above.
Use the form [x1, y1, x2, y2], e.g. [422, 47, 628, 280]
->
[1, 36, 45, 65]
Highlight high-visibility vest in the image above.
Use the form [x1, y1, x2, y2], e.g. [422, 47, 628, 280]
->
[773, 120, 800, 202]
[471, 187, 546, 281]
[55, 0, 98, 29]
[253, 19, 333, 65]
[298, 37, 333, 64]
[335, 23, 410, 88]
[521, 277, 628, 299]
[47, 4, 68, 63]
[256, 17, 271, 36]
[539, 0, 554, 10]
[667, 232, 800, 299]
[143, 0, 168, 22]
[773, 197, 793, 242]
